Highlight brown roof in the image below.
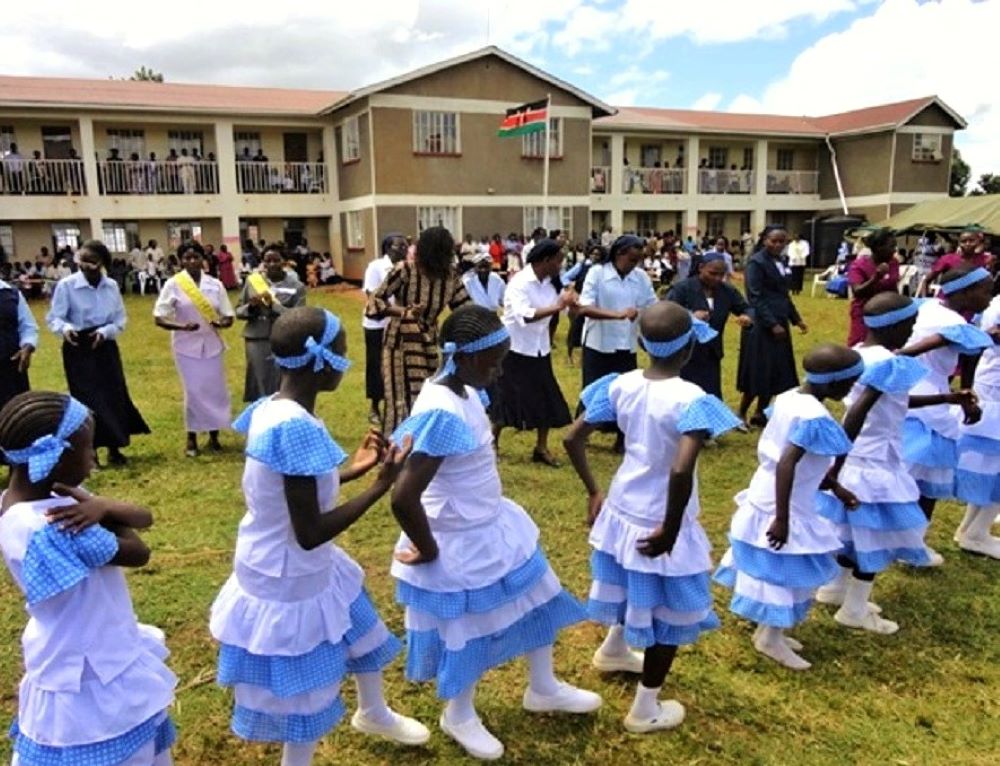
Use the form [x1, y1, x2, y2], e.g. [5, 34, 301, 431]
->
[596, 96, 965, 137]
[0, 75, 344, 116]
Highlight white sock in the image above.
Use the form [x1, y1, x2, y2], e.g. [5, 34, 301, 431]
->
[444, 683, 478, 726]
[819, 565, 850, 593]
[527, 645, 561, 696]
[842, 577, 876, 618]
[355, 671, 393, 725]
[629, 683, 661, 720]
[153, 751, 174, 766]
[598, 625, 630, 657]
[966, 505, 1000, 542]
[281, 741, 317, 766]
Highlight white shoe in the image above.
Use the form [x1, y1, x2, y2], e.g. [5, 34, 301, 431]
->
[523, 682, 602, 714]
[351, 709, 430, 746]
[957, 506, 1000, 560]
[753, 630, 811, 671]
[592, 647, 644, 674]
[958, 535, 1000, 560]
[624, 700, 686, 733]
[924, 546, 944, 567]
[834, 607, 900, 635]
[754, 624, 803, 651]
[440, 714, 504, 761]
[815, 581, 847, 606]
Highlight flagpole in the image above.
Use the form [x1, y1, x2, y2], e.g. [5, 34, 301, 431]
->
[542, 93, 551, 231]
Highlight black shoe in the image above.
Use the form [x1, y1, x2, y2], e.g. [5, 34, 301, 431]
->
[107, 449, 128, 466]
[531, 449, 561, 468]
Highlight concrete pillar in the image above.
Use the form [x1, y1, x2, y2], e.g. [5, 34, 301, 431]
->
[88, 216, 103, 242]
[321, 124, 343, 273]
[78, 117, 100, 199]
[213, 120, 242, 261]
[608, 134, 625, 234]
[685, 136, 699, 195]
[754, 138, 768, 197]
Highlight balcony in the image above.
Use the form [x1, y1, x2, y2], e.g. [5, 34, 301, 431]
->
[97, 160, 219, 195]
[235, 162, 327, 194]
[624, 167, 685, 194]
[1, 159, 86, 195]
[591, 166, 610, 193]
[698, 169, 753, 194]
[766, 170, 818, 195]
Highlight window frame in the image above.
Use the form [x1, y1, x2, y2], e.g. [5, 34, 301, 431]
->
[776, 149, 795, 171]
[341, 116, 361, 164]
[416, 206, 460, 236]
[522, 118, 563, 159]
[912, 133, 943, 162]
[101, 221, 140, 254]
[105, 128, 146, 159]
[412, 111, 461, 156]
[708, 146, 728, 169]
[167, 221, 203, 252]
[522, 206, 572, 240]
[636, 212, 657, 234]
[346, 210, 365, 251]
[706, 213, 726, 239]
[742, 146, 755, 171]
[0, 126, 15, 155]
[234, 131, 262, 158]
[0, 223, 14, 259]
[51, 223, 82, 252]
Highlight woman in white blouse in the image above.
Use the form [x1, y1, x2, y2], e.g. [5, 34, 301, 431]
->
[491, 239, 574, 466]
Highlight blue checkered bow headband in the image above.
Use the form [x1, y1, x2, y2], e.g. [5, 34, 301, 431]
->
[273, 310, 351, 373]
[863, 300, 919, 329]
[640, 316, 718, 358]
[940, 267, 991, 296]
[4, 397, 90, 483]
[439, 327, 511, 377]
[804, 360, 865, 385]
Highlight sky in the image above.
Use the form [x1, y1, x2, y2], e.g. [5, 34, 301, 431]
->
[1, 0, 996, 181]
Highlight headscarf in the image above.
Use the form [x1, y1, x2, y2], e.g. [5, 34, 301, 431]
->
[381, 232, 404, 256]
[526, 238, 562, 264]
[609, 234, 644, 259]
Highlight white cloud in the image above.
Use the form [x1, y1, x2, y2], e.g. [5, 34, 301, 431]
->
[606, 89, 639, 106]
[691, 92, 723, 111]
[551, 5, 619, 56]
[609, 65, 669, 88]
[727, 0, 1000, 179]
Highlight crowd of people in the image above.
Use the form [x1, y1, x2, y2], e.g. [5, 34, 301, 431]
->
[0, 222, 998, 765]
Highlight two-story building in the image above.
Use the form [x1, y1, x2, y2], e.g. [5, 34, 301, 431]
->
[0, 46, 965, 279]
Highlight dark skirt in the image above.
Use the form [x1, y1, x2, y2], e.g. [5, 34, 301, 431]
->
[680, 345, 722, 398]
[491, 351, 571, 430]
[62, 333, 150, 448]
[579, 348, 637, 433]
[0, 358, 29, 412]
[790, 265, 806, 292]
[736, 323, 798, 398]
[364, 327, 386, 403]
[567, 313, 585, 352]
[243, 338, 280, 402]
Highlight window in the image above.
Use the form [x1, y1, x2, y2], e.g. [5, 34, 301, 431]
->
[522, 119, 563, 159]
[341, 116, 360, 163]
[102, 221, 140, 253]
[51, 223, 82, 251]
[167, 221, 202, 251]
[413, 111, 459, 155]
[776, 149, 795, 171]
[1, 126, 16, 155]
[346, 211, 365, 250]
[417, 206, 459, 236]
[706, 213, 726, 238]
[636, 212, 657, 233]
[0, 224, 13, 259]
[106, 128, 145, 158]
[167, 130, 204, 156]
[708, 146, 728, 169]
[912, 133, 942, 162]
[523, 206, 572, 239]
[739, 213, 751, 236]
[234, 131, 261, 157]
[769, 212, 788, 228]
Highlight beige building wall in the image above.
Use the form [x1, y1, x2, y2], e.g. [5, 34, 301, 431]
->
[461, 207, 523, 240]
[819, 132, 893, 199]
[10, 220, 91, 259]
[766, 143, 819, 171]
[892, 133, 952, 193]
[340, 208, 374, 279]
[622, 137, 686, 167]
[376, 206, 419, 240]
[696, 211, 751, 240]
[335, 106, 373, 199]
[92, 121, 218, 158]
[1, 118, 83, 156]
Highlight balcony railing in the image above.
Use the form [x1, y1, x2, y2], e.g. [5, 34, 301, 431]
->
[624, 167, 685, 194]
[766, 170, 818, 194]
[97, 160, 219, 195]
[1, 159, 86, 195]
[236, 162, 327, 194]
[698, 169, 753, 194]
[591, 165, 610, 193]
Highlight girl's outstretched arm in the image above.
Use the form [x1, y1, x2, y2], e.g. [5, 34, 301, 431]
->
[47, 483, 153, 533]
[563, 416, 603, 525]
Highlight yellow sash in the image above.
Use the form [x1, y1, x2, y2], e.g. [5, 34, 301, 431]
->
[176, 270, 219, 323]
[247, 272, 275, 300]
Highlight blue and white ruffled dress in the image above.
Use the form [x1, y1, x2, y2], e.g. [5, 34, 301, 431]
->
[390, 382, 585, 699]
[715, 390, 849, 628]
[956, 297, 1000, 505]
[902, 299, 992, 499]
[817, 348, 932, 571]
[579, 372, 739, 646]
[210, 397, 401, 742]
[0, 495, 176, 766]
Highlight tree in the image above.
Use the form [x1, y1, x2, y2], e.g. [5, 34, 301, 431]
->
[129, 66, 164, 82]
[972, 173, 1000, 196]
[949, 148, 970, 197]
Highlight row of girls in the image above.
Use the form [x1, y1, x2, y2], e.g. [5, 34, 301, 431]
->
[1, 244, 999, 766]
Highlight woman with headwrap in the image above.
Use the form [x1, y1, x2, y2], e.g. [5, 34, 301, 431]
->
[362, 232, 408, 424]
[666, 252, 751, 398]
[577, 234, 658, 450]
[461, 251, 506, 311]
[846, 228, 900, 347]
[736, 225, 807, 427]
[492, 238, 574, 466]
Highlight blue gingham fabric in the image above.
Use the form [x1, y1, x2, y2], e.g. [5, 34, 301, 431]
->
[728, 539, 839, 589]
[902, 417, 958, 468]
[938, 323, 992, 355]
[245, 418, 348, 476]
[391, 409, 477, 457]
[677, 394, 742, 438]
[22, 524, 118, 606]
[232, 397, 267, 434]
[342, 589, 403, 674]
[232, 698, 345, 744]
[217, 639, 348, 699]
[10, 710, 173, 766]
[579, 373, 620, 425]
[857, 356, 927, 395]
[788, 416, 852, 456]
[477, 389, 491, 409]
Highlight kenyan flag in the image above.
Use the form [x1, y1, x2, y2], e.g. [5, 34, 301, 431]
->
[497, 98, 548, 137]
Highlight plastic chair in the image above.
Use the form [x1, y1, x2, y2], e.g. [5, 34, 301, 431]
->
[811, 265, 837, 297]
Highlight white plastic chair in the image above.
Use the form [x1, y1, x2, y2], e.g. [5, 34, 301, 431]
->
[811, 265, 837, 297]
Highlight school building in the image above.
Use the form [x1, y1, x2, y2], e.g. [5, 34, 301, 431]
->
[0, 46, 965, 279]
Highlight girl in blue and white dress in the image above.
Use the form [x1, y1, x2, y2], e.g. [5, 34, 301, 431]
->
[896, 266, 992, 563]
[210, 307, 428, 766]
[817, 293, 976, 633]
[564, 302, 740, 734]
[0, 391, 176, 766]
[715, 344, 863, 671]
[954, 292, 1000, 559]
[390, 304, 600, 762]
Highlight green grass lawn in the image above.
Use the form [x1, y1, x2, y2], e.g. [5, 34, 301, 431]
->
[2, 283, 997, 765]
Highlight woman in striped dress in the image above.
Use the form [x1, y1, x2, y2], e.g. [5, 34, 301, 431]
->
[366, 227, 471, 432]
